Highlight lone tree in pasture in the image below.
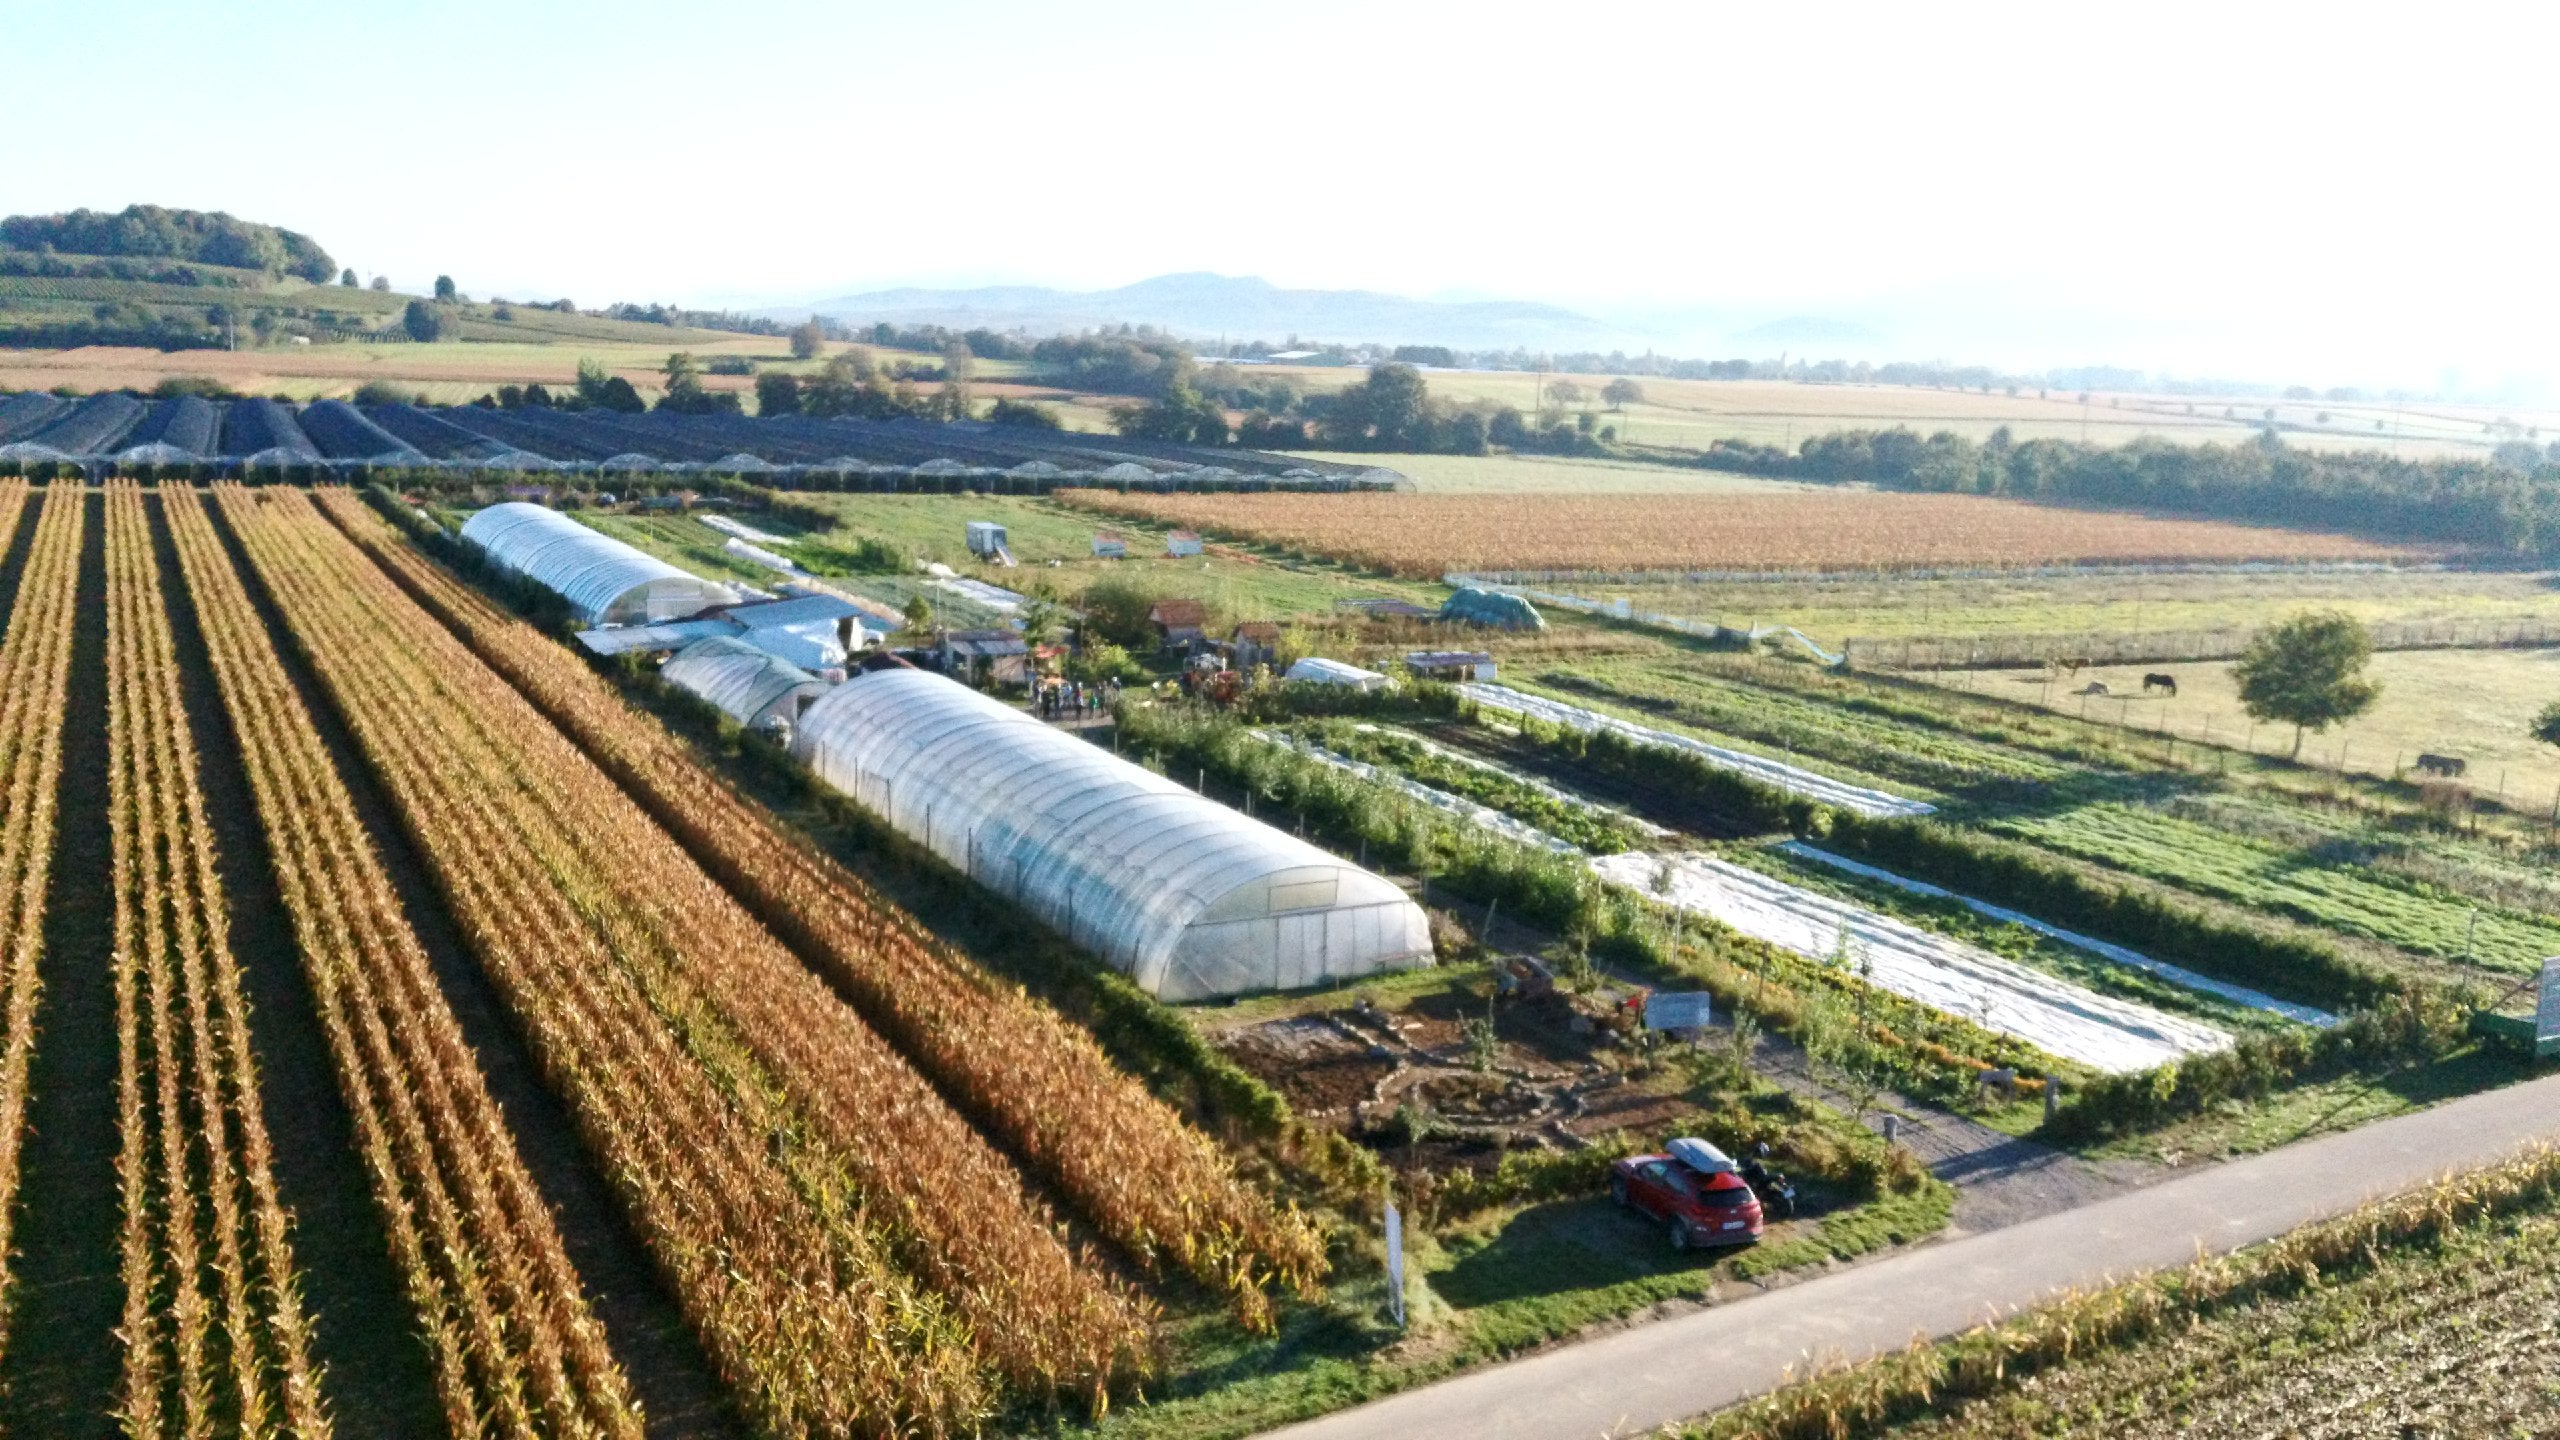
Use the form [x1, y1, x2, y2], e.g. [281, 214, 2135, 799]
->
[369, 274, 389, 291]
[338, 267, 358, 287]
[2531, 700, 2560, 751]
[2234, 610, 2380, 758]
[433, 274, 457, 301]
[1546, 378, 1586, 409]
[1602, 377, 1645, 410]
[789, 319, 826, 359]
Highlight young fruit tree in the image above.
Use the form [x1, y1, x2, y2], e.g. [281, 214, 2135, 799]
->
[2234, 610, 2380, 757]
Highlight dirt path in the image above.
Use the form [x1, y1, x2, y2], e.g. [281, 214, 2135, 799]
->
[1740, 1032, 2151, 1235]
[1261, 1066, 2560, 1440]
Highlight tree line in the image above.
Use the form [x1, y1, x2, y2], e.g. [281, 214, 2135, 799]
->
[1704, 427, 2560, 559]
[1111, 361, 1629, 456]
[0, 204, 337, 283]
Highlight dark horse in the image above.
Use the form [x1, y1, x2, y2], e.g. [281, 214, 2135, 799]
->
[2141, 672, 2178, 697]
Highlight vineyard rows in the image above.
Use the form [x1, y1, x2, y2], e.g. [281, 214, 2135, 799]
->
[103, 481, 327, 1436]
[0, 481, 70, 1366]
[314, 488, 1326, 1325]
[1054, 489, 2428, 576]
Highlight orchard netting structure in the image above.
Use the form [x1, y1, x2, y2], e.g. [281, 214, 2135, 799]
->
[794, 669, 1433, 1000]
[460, 501, 739, 624]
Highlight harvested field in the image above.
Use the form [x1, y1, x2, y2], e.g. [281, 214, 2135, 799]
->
[1054, 490, 2431, 577]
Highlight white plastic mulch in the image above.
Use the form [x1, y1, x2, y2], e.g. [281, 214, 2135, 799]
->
[1458, 684, 1936, 819]
[1779, 843, 2338, 1029]
[702, 514, 794, 546]
[1590, 851, 2231, 1074]
[1256, 732, 1581, 854]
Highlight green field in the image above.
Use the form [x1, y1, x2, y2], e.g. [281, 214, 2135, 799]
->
[1990, 802, 2560, 976]
[1957, 646, 2560, 812]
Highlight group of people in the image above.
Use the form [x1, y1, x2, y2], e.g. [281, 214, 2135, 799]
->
[1036, 676, 1116, 721]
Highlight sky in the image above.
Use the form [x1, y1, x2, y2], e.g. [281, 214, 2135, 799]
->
[7, 1, 2555, 392]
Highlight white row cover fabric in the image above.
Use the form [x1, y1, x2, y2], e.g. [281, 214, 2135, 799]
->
[1285, 657, 1391, 691]
[460, 502, 739, 624]
[662, 636, 831, 732]
[795, 670, 1432, 1000]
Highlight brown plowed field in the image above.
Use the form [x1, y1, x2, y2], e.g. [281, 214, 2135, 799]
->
[1056, 489, 2435, 576]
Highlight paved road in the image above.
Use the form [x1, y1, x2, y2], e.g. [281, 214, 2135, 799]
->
[1266, 1068, 2560, 1440]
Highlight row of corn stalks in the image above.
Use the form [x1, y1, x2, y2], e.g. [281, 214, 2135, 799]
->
[225, 485, 1152, 1434]
[0, 481, 75, 1373]
[103, 480, 329, 1437]
[163, 484, 643, 1438]
[319, 487, 1330, 1328]
[1690, 1141, 2560, 1440]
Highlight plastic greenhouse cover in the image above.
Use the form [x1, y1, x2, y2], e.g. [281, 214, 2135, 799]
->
[460, 502, 739, 624]
[794, 669, 1429, 997]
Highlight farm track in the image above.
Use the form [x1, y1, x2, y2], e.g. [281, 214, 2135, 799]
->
[164, 485, 646, 1439]
[317, 488, 1327, 1325]
[101, 481, 327, 1437]
[220, 486, 1148, 1433]
[0, 485, 120, 1434]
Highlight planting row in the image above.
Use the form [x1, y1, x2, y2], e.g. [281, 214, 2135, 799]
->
[315, 485, 1329, 1328]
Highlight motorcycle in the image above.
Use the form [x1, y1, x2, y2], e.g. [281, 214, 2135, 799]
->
[1739, 1143, 1799, 1220]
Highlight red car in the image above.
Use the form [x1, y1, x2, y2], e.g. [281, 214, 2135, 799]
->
[1609, 1137, 1764, 1251]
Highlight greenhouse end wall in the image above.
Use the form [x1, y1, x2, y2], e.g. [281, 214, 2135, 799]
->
[793, 669, 1432, 1000]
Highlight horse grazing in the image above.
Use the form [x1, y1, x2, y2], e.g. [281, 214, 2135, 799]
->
[2415, 752, 2468, 778]
[2077, 681, 2111, 697]
[2142, 672, 2178, 696]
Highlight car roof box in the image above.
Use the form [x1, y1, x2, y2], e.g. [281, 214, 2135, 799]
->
[1668, 1137, 1736, 1174]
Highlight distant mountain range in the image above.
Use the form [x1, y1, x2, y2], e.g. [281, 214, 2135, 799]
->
[790, 273, 1658, 352]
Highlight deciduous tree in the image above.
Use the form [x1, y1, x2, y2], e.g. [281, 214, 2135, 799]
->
[2235, 610, 2380, 757]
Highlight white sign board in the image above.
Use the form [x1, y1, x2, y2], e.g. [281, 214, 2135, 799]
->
[1645, 991, 1713, 1032]
[1384, 1201, 1406, 1327]
[2537, 957, 2560, 1048]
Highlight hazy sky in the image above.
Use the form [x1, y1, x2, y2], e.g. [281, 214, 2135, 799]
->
[8, 2, 2552, 389]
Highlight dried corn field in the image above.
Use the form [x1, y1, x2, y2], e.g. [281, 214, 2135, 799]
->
[1055, 488, 2430, 576]
[0, 482, 1342, 1439]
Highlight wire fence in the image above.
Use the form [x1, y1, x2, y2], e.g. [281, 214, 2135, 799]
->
[1846, 615, 2560, 672]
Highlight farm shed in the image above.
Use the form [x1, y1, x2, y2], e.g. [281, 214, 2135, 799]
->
[793, 668, 1432, 999]
[1285, 657, 1391, 692]
[1148, 598, 1209, 646]
[662, 636, 831, 735]
[938, 628, 1031, 686]
[1441, 586, 1546, 632]
[1405, 650, 1497, 682]
[1167, 529, 1204, 558]
[965, 520, 1009, 558]
[1229, 621, 1283, 670]
[461, 502, 740, 625]
[1092, 530, 1128, 559]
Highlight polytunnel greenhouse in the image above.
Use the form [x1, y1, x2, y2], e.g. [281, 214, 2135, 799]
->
[459, 501, 740, 624]
[793, 669, 1433, 1000]
[662, 636, 831, 734]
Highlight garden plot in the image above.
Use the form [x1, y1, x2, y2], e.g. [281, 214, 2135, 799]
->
[1591, 852, 2231, 1074]
[1367, 724, 1674, 838]
[1257, 732, 1581, 853]
[1460, 683, 1937, 819]
[1779, 843, 2339, 1029]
